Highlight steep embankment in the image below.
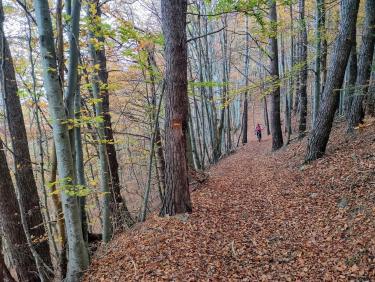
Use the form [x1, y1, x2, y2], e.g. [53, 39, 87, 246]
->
[84, 121, 375, 281]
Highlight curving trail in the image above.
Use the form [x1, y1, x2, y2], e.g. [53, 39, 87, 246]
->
[85, 124, 375, 281]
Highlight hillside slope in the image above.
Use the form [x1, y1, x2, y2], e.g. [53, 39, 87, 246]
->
[84, 121, 375, 281]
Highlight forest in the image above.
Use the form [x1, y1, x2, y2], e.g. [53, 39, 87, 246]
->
[0, 0, 374, 280]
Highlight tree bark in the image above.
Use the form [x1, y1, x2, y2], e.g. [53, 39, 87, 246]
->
[93, 1, 134, 228]
[0, 0, 52, 273]
[268, 0, 283, 150]
[242, 16, 249, 144]
[321, 1, 328, 91]
[34, 0, 89, 278]
[160, 0, 192, 216]
[344, 44, 357, 117]
[147, 47, 166, 199]
[0, 139, 38, 282]
[0, 238, 15, 282]
[87, 1, 112, 243]
[366, 54, 375, 116]
[313, 0, 324, 124]
[297, 0, 308, 138]
[305, 0, 360, 162]
[347, 0, 375, 129]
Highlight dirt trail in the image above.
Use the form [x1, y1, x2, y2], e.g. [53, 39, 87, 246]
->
[85, 124, 375, 281]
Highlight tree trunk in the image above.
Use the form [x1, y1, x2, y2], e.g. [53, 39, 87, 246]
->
[263, 97, 271, 135]
[49, 143, 68, 278]
[321, 1, 328, 91]
[366, 54, 375, 116]
[160, 0, 192, 216]
[0, 139, 38, 282]
[344, 44, 357, 117]
[313, 0, 324, 124]
[297, 0, 308, 138]
[268, 0, 283, 150]
[305, 0, 360, 162]
[53, 2, 68, 275]
[94, 1, 134, 228]
[34, 0, 89, 278]
[0, 0, 52, 273]
[347, 0, 375, 129]
[0, 238, 15, 282]
[147, 48, 166, 198]
[289, 3, 295, 113]
[74, 81, 88, 243]
[87, 2, 112, 243]
[242, 16, 249, 144]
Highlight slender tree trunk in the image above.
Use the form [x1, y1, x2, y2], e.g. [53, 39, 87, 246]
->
[242, 16, 249, 144]
[93, 1, 134, 228]
[0, 1, 52, 273]
[49, 143, 67, 278]
[366, 54, 375, 116]
[263, 97, 271, 135]
[344, 44, 357, 118]
[321, 1, 328, 91]
[140, 83, 165, 222]
[34, 0, 89, 278]
[313, 0, 324, 124]
[87, 3, 112, 243]
[268, 0, 283, 150]
[289, 3, 295, 113]
[74, 80, 88, 243]
[64, 0, 91, 249]
[0, 138, 38, 282]
[305, 0, 360, 162]
[347, 0, 375, 129]
[297, 0, 308, 138]
[294, 32, 301, 114]
[160, 0, 192, 216]
[56, 0, 64, 84]
[147, 48, 166, 198]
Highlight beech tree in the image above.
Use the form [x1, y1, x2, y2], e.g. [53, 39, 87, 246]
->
[33, 0, 89, 279]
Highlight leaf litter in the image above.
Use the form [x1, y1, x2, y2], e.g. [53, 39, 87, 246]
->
[84, 121, 375, 281]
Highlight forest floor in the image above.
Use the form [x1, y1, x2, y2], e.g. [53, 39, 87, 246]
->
[84, 119, 375, 281]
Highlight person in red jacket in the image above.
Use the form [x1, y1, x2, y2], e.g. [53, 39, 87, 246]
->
[255, 123, 263, 142]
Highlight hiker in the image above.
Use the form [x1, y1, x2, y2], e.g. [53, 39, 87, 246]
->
[255, 123, 263, 142]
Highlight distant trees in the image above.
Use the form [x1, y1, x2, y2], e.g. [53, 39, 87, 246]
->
[160, 0, 192, 215]
[305, 0, 360, 162]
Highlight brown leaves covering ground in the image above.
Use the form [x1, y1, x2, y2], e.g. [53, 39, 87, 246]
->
[84, 122, 375, 281]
